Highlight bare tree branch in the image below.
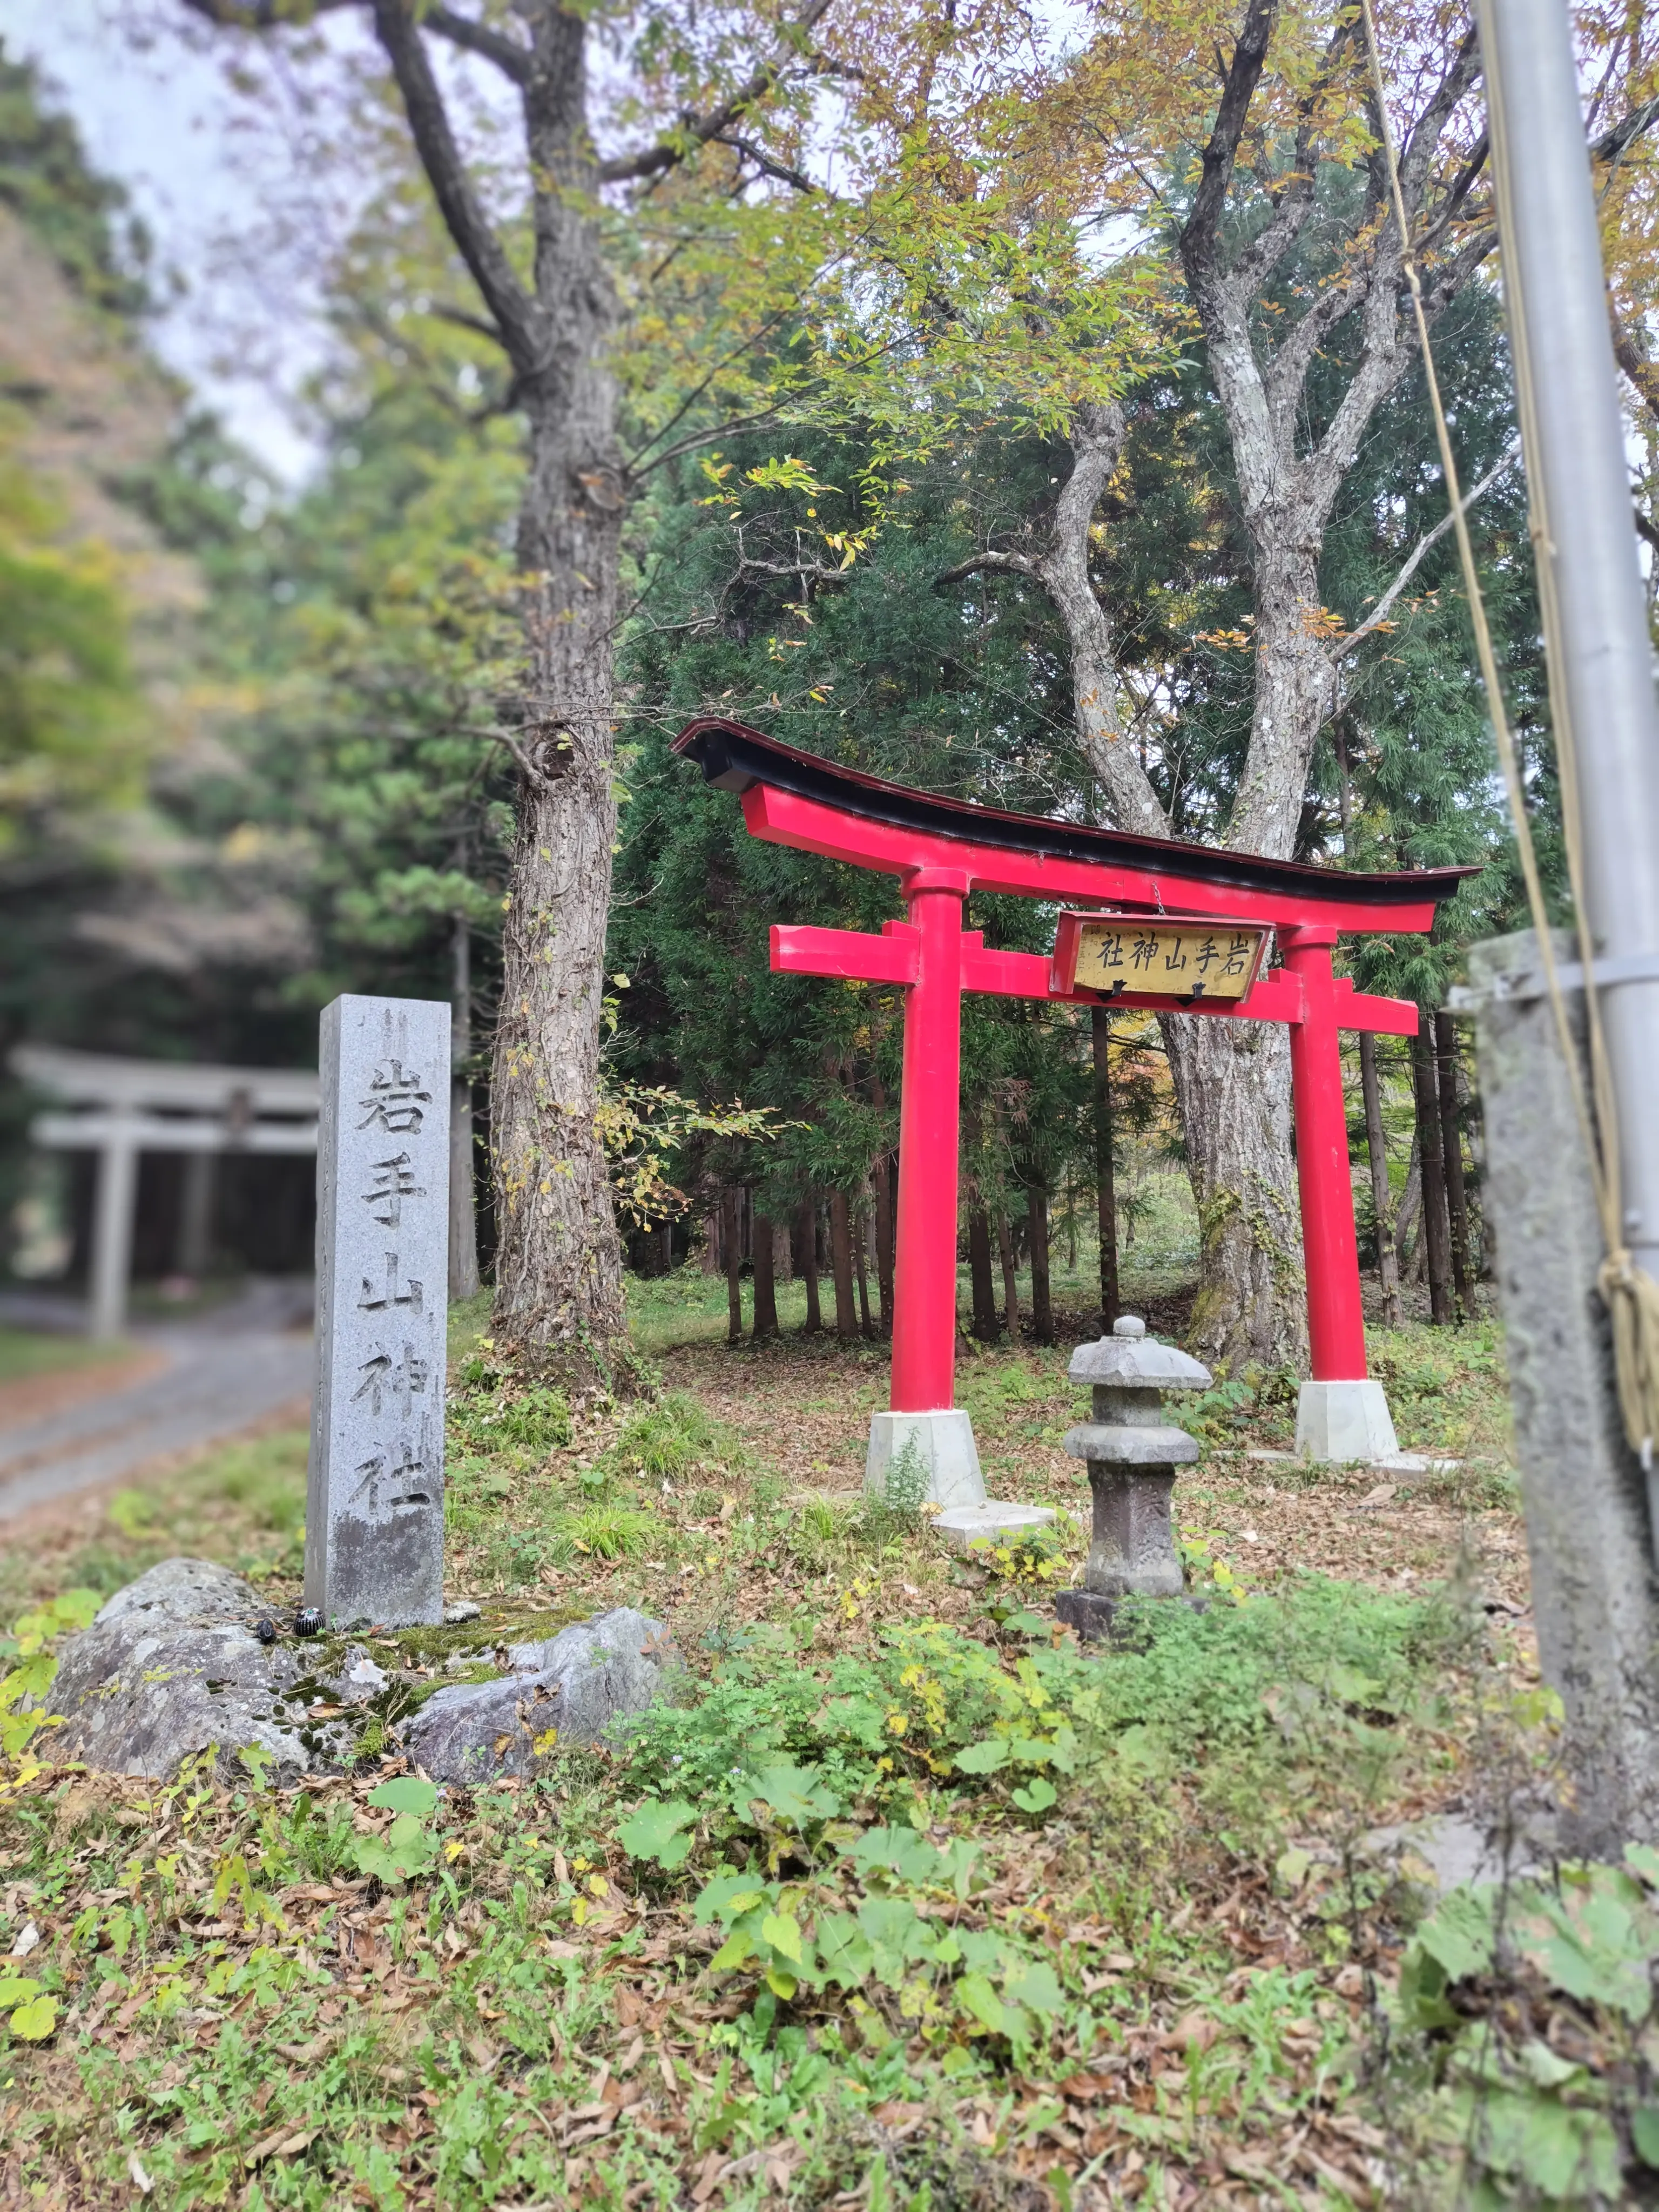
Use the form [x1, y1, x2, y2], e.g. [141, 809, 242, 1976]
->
[737, 555, 854, 581]
[1412, 132, 1489, 257]
[1339, 436, 1520, 651]
[712, 133, 819, 194]
[1229, 15, 1358, 298]
[1594, 91, 1659, 162]
[1613, 306, 1659, 423]
[421, 4, 530, 82]
[488, 725, 561, 796]
[934, 547, 1042, 585]
[1270, 36, 1479, 435]
[371, 0, 542, 370]
[1263, 248, 1375, 420]
[1395, 28, 1480, 212]
[1418, 223, 1499, 318]
[1180, 0, 1277, 281]
[597, 0, 835, 185]
[431, 301, 512, 349]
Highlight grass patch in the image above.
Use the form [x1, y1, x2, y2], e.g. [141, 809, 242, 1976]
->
[0, 1280, 1551, 2207]
[0, 1328, 138, 1387]
[0, 1424, 310, 1626]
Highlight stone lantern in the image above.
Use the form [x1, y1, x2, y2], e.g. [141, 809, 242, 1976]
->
[1055, 1314, 1211, 1640]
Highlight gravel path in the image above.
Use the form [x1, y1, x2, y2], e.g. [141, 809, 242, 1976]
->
[0, 1280, 314, 1520]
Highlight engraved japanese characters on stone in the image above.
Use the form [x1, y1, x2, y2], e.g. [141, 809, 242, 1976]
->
[307, 995, 450, 1628]
[359, 1251, 423, 1313]
[361, 1151, 424, 1228]
[357, 1061, 432, 1135]
[349, 1425, 436, 1519]
[350, 1341, 430, 1418]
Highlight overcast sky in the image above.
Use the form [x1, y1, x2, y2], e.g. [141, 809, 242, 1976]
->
[5, 0, 339, 480]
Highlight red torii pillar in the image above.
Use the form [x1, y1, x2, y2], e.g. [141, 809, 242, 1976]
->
[673, 718, 1472, 1500]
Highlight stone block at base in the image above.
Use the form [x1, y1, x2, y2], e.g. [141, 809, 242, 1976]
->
[1373, 1453, 1463, 1479]
[1055, 1588, 1210, 1642]
[1294, 1379, 1401, 1464]
[932, 1501, 1056, 1549]
[866, 1409, 985, 1509]
[1055, 1588, 1119, 1641]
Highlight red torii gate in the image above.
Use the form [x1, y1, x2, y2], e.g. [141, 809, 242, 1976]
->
[676, 718, 1474, 1495]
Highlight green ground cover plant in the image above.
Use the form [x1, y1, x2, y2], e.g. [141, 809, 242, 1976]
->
[0, 1562, 1500, 2209]
[0, 1288, 1554, 2207]
[1381, 1850, 1659, 2204]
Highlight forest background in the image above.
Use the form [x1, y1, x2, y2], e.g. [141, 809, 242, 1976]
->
[3, 0, 1657, 1377]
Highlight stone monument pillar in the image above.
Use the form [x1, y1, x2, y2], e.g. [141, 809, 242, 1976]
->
[1055, 1314, 1210, 1641]
[306, 995, 450, 1629]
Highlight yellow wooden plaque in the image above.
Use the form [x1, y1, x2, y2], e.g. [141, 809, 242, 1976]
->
[1071, 918, 1267, 1000]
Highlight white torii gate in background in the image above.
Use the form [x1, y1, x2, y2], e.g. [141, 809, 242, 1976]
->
[12, 1047, 319, 1339]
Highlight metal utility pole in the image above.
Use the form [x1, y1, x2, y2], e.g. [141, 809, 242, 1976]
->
[1477, 0, 1659, 1283]
[1456, 0, 1659, 1849]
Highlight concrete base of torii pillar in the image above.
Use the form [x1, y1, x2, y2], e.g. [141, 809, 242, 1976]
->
[1294, 1378, 1402, 1464]
[865, 1408, 984, 1508]
[866, 1408, 1060, 1547]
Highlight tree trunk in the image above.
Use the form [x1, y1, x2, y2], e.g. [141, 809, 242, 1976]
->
[1091, 1007, 1120, 1332]
[968, 1208, 998, 1339]
[828, 1190, 858, 1341]
[1035, 404, 1164, 837]
[752, 1209, 779, 1340]
[1459, 1054, 1489, 1278]
[1151, 552, 1332, 1373]
[1359, 1033, 1400, 1329]
[721, 1185, 744, 1344]
[872, 1149, 895, 1332]
[1028, 1184, 1054, 1344]
[995, 1208, 1021, 1339]
[481, 16, 628, 1383]
[449, 908, 481, 1302]
[1394, 1135, 1421, 1277]
[1411, 1016, 1454, 1326]
[1162, 1014, 1305, 1370]
[852, 1195, 874, 1337]
[795, 1197, 822, 1333]
[1435, 1009, 1473, 1316]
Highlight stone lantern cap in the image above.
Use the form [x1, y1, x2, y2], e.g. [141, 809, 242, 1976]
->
[1067, 1314, 1212, 1391]
[1063, 1315, 1212, 1469]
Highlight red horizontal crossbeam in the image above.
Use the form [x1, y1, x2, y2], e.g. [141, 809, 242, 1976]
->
[769, 922, 919, 986]
[771, 922, 1415, 1034]
[1332, 979, 1420, 1037]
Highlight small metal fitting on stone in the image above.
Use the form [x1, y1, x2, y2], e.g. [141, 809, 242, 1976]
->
[1055, 1314, 1211, 1642]
[293, 1608, 325, 1639]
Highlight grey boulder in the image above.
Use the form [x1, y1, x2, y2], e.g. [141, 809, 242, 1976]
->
[45, 1557, 355, 1783]
[405, 1607, 678, 1784]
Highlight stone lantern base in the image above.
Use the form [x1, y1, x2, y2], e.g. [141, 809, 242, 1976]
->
[1055, 1588, 1123, 1640]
